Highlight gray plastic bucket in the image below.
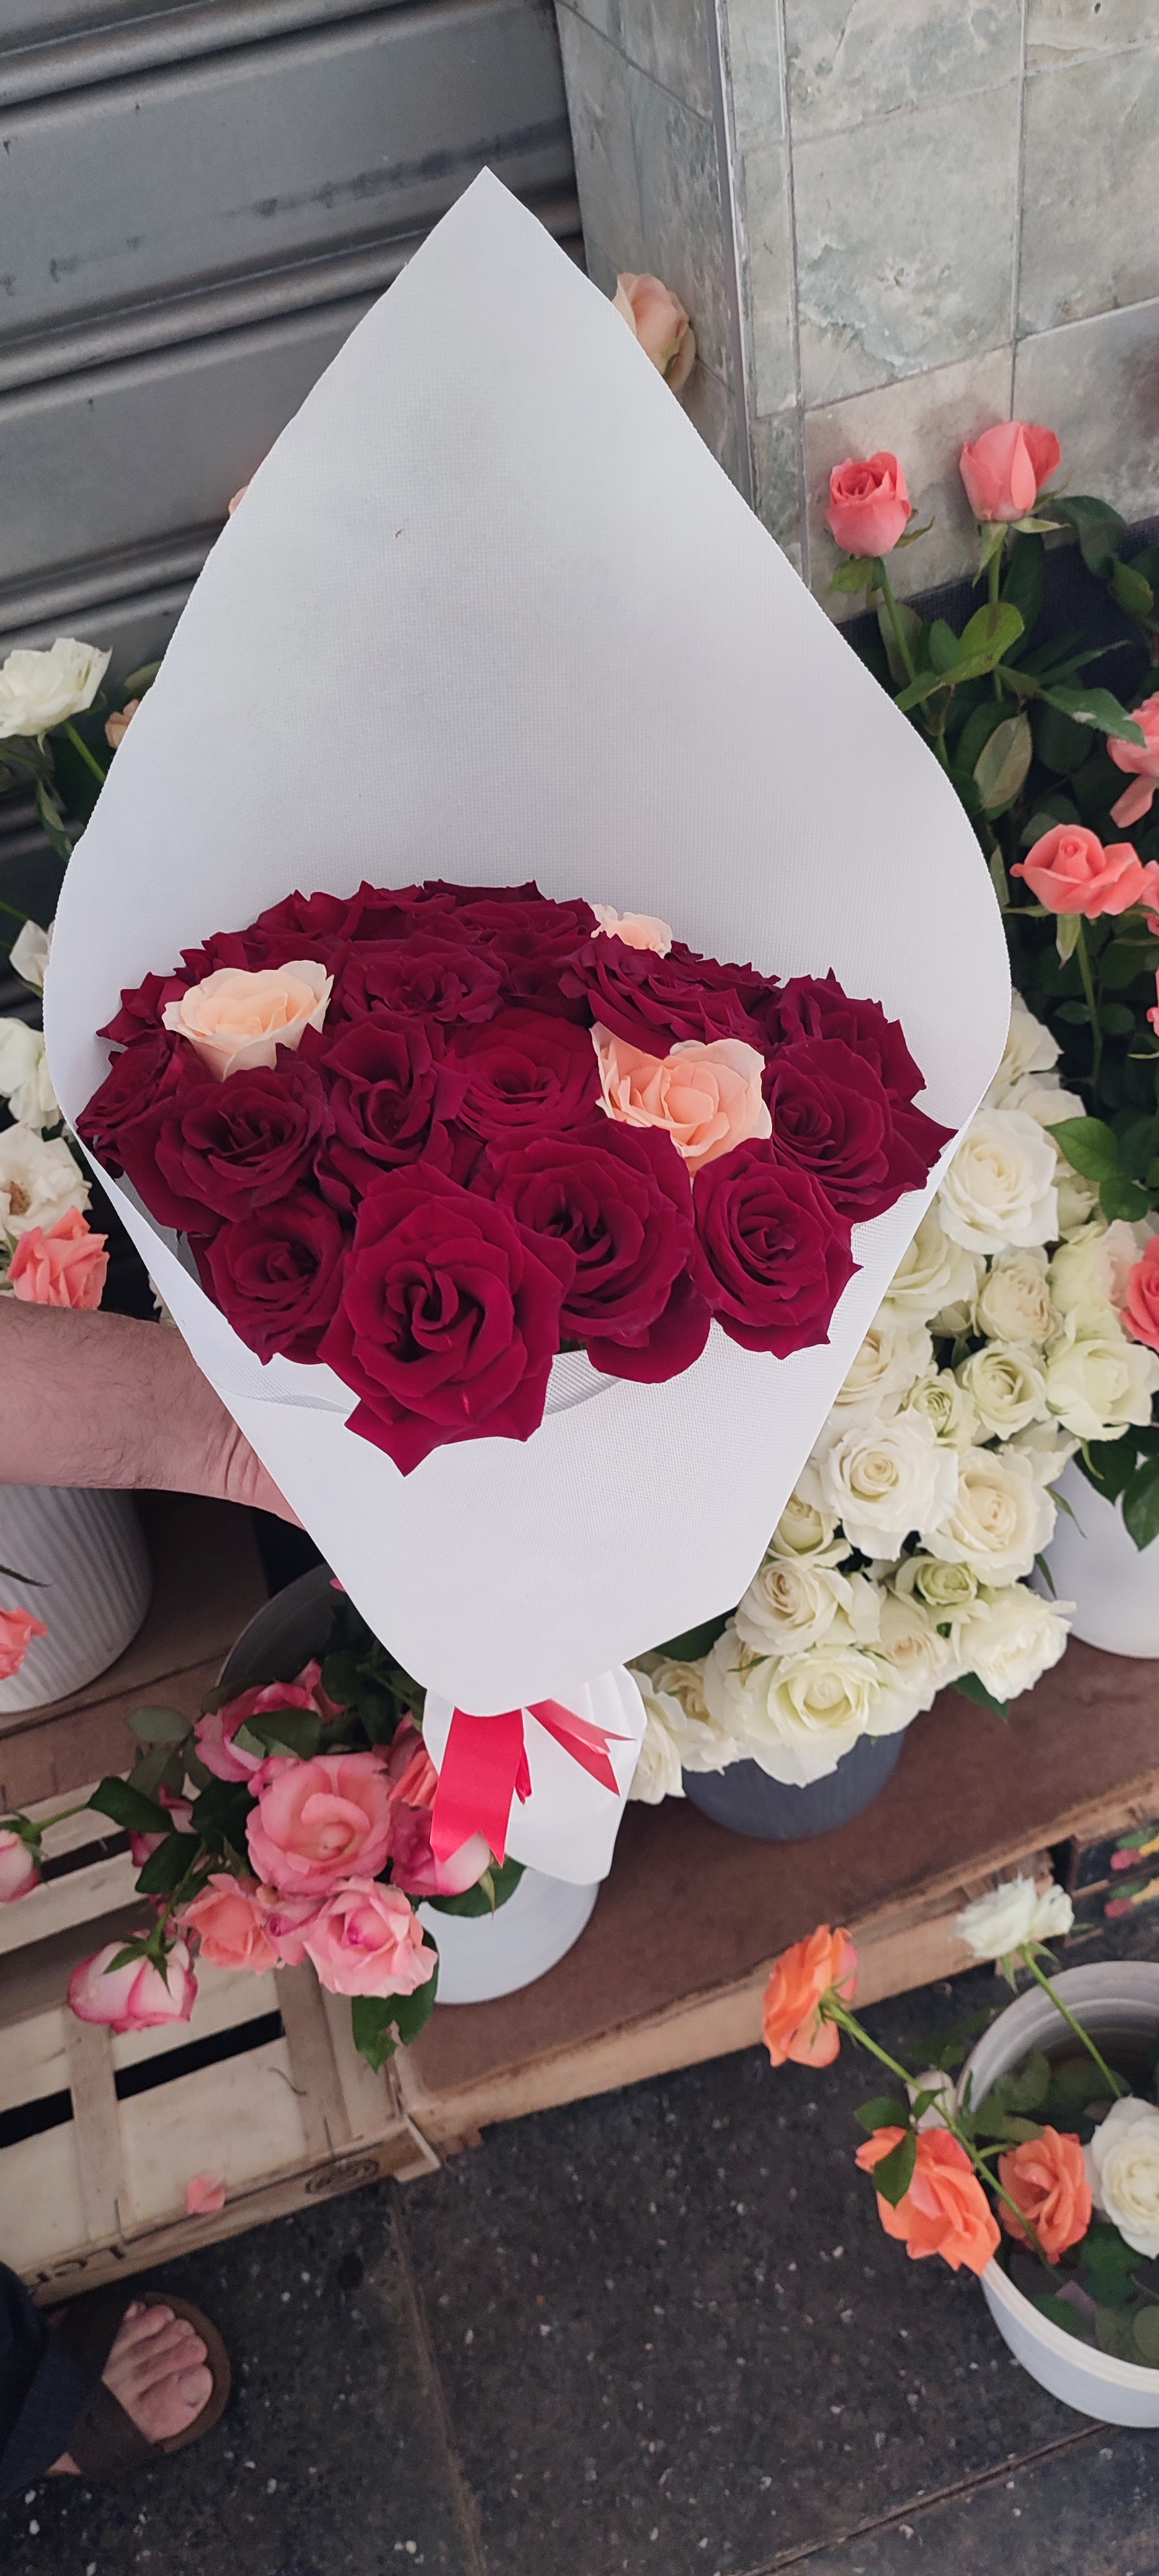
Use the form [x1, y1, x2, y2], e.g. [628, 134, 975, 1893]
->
[681, 1727, 904, 1841]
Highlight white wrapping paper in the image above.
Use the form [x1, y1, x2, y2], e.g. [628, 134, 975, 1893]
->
[46, 172, 1009, 1758]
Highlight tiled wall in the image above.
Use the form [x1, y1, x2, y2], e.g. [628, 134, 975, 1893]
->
[555, 0, 1159, 607]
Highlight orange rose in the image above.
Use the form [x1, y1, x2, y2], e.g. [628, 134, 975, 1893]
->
[592, 1023, 771, 1175]
[856, 2127, 1000, 2276]
[162, 959, 332, 1079]
[613, 274, 695, 392]
[997, 2126, 1092, 2263]
[762, 1923, 857, 2067]
[8, 1206, 108, 1310]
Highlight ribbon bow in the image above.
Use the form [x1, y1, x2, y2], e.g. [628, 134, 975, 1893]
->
[430, 1699, 630, 1865]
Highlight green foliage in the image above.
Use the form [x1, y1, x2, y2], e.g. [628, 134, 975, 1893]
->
[1052, 495, 1127, 578]
[655, 1612, 731, 1660]
[974, 714, 1033, 813]
[191, 1777, 255, 1857]
[88, 1777, 171, 1834]
[426, 1856, 525, 1918]
[853, 2096, 910, 2133]
[870, 2132, 917, 2208]
[233, 1706, 323, 1761]
[134, 1832, 203, 1896]
[952, 1671, 1010, 1718]
[350, 1947, 439, 2069]
[128, 1706, 190, 1744]
[1123, 1459, 1159, 1552]
[1032, 2290, 1092, 2343]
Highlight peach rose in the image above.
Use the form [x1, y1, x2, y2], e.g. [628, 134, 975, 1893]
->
[824, 453, 911, 558]
[256, 1886, 323, 1965]
[162, 960, 332, 1079]
[245, 1748, 395, 1895]
[186, 2173, 227, 2215]
[180, 1871, 280, 1973]
[8, 1206, 108, 1311]
[613, 274, 695, 392]
[959, 420, 1060, 524]
[0, 1828, 39, 1902]
[388, 1804, 491, 1899]
[1011, 823, 1159, 920]
[997, 2126, 1092, 2263]
[303, 1877, 438, 1998]
[195, 1676, 326, 1783]
[104, 699, 140, 752]
[69, 1937, 196, 2032]
[592, 905, 673, 956]
[0, 1607, 47, 1680]
[856, 2127, 1001, 2275]
[762, 1923, 858, 2068]
[1109, 692, 1159, 830]
[592, 1023, 771, 1175]
[1124, 1238, 1159, 1356]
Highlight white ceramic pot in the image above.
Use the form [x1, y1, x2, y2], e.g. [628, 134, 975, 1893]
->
[959, 1964, 1159, 2425]
[1041, 1456, 1159, 1658]
[0, 1486, 153, 1716]
[419, 1866, 598, 2004]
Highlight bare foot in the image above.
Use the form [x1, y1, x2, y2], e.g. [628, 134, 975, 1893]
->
[48, 2300, 213, 2472]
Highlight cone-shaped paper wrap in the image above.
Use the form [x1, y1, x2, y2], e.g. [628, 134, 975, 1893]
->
[47, 174, 1008, 1748]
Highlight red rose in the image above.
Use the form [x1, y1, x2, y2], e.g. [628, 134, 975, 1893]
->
[78, 1030, 222, 1231]
[763, 1036, 948, 1221]
[153, 1056, 334, 1224]
[456, 894, 597, 1019]
[319, 1166, 569, 1473]
[99, 971, 187, 1046]
[693, 1145, 856, 1356]
[561, 936, 769, 1053]
[310, 1019, 466, 1209]
[451, 1007, 601, 1142]
[483, 1117, 711, 1381]
[200, 1191, 350, 1363]
[333, 936, 504, 1028]
[775, 972, 926, 1106]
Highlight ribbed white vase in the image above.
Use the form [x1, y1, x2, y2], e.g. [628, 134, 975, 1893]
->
[0, 1488, 153, 1715]
[1041, 1455, 1159, 1660]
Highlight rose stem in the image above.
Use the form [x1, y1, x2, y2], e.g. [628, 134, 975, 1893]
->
[825, 2000, 1053, 2263]
[62, 722, 108, 788]
[1021, 1949, 1128, 2098]
[876, 561, 919, 688]
[1074, 921, 1103, 1090]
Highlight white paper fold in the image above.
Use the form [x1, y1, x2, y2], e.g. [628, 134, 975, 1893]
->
[46, 170, 1009, 1715]
[422, 1671, 647, 1886]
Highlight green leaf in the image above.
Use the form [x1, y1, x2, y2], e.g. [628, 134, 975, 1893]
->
[241, 1707, 323, 1761]
[1111, 558, 1155, 623]
[424, 1857, 526, 1918]
[134, 1832, 202, 1896]
[876, 597, 925, 689]
[128, 1706, 189, 1745]
[953, 1671, 1010, 1718]
[1046, 1116, 1121, 1181]
[956, 701, 1010, 775]
[895, 667, 957, 713]
[1076, 1439, 1136, 1502]
[88, 1777, 171, 1834]
[1100, 1003, 1139, 1037]
[1056, 913, 1082, 965]
[654, 1613, 731, 1661]
[974, 713, 1033, 813]
[853, 2096, 911, 2134]
[121, 661, 163, 696]
[870, 2131, 917, 2208]
[191, 1777, 255, 1855]
[956, 600, 1025, 671]
[1020, 795, 1079, 844]
[1033, 700, 1097, 775]
[1053, 495, 1128, 578]
[928, 619, 962, 674]
[829, 558, 877, 594]
[1123, 1460, 1159, 1553]
[1102, 946, 1158, 994]
[1002, 532, 1045, 638]
[1099, 1171, 1149, 1223]
[1095, 2303, 1138, 2361]
[1040, 685, 1145, 746]
[35, 777, 75, 864]
[1003, 2050, 1051, 2114]
[1032, 2291, 1093, 2344]
[1083, 2221, 1140, 2270]
[350, 1948, 440, 2069]
[1133, 2304, 1159, 2363]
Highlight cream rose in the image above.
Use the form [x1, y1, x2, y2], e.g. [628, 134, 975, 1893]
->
[1057, 1159, 1100, 1240]
[592, 905, 672, 955]
[871, 1589, 958, 1728]
[1004, 1078, 1085, 1132]
[765, 1492, 849, 1566]
[0, 636, 110, 739]
[956, 1873, 1073, 1963]
[1049, 1220, 1142, 1321]
[974, 1246, 1055, 1348]
[627, 1686, 689, 1803]
[0, 1124, 90, 1242]
[901, 1367, 979, 1448]
[10, 919, 50, 994]
[879, 1204, 982, 1326]
[630, 1653, 739, 1776]
[800, 1414, 959, 1559]
[613, 273, 696, 391]
[704, 1627, 889, 1786]
[892, 1553, 979, 1620]
[1007, 1418, 1077, 1484]
[830, 1318, 932, 1423]
[0, 1022, 58, 1131]
[938, 1108, 1058, 1255]
[956, 1341, 1048, 1439]
[956, 1584, 1072, 1702]
[1044, 1311, 1159, 1441]
[592, 1023, 770, 1174]
[162, 960, 332, 1079]
[734, 1560, 876, 1658]
[1086, 2098, 1159, 2259]
[921, 1444, 1054, 1583]
[984, 994, 1060, 1106]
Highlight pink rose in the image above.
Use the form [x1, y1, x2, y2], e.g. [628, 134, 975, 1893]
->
[129, 1788, 194, 1868]
[386, 1718, 438, 1808]
[612, 274, 695, 392]
[958, 420, 1060, 523]
[0, 1829, 39, 1902]
[255, 1886, 323, 1965]
[388, 1803, 490, 1900]
[824, 453, 911, 557]
[1011, 824, 1159, 920]
[194, 1678, 321, 1783]
[1124, 1238, 1159, 1355]
[8, 1206, 108, 1311]
[592, 1022, 771, 1175]
[0, 1607, 48, 1680]
[104, 699, 140, 752]
[162, 960, 332, 1079]
[303, 1878, 438, 1998]
[245, 1748, 395, 1896]
[1109, 693, 1159, 830]
[185, 2173, 227, 2215]
[69, 1938, 196, 2032]
[592, 905, 673, 956]
[180, 1871, 280, 1972]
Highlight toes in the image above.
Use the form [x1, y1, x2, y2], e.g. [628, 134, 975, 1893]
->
[176, 2365, 212, 2413]
[115, 2303, 174, 2350]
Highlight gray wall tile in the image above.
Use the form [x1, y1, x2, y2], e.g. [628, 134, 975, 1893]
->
[683, 357, 741, 481]
[722, 0, 784, 151]
[1027, 0, 1159, 67]
[803, 344, 1014, 607]
[794, 82, 1019, 405]
[562, 0, 715, 115]
[1014, 298, 1159, 524]
[785, 0, 1022, 135]
[751, 405, 802, 563]
[740, 136, 796, 413]
[1021, 45, 1159, 333]
[631, 68, 731, 380]
[556, 5, 648, 273]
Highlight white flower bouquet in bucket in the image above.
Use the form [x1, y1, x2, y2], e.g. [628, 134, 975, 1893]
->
[44, 173, 1006, 1891]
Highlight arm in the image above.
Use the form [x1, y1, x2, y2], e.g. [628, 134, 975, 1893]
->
[1, 1302, 298, 1520]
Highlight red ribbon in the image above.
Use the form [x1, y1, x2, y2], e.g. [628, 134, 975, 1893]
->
[430, 1698, 629, 1865]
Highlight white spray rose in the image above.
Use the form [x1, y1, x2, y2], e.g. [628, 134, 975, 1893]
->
[1005, 1079, 1086, 1135]
[956, 1342, 1049, 1440]
[907, 2067, 957, 2132]
[627, 1686, 690, 1803]
[1057, 1160, 1100, 1240]
[735, 1560, 869, 1658]
[871, 1589, 959, 1728]
[0, 1021, 59, 1130]
[938, 1108, 1059, 1255]
[901, 1368, 979, 1448]
[630, 1654, 738, 1775]
[0, 1122, 89, 1241]
[1049, 1220, 1142, 1321]
[1006, 1418, 1077, 1484]
[1085, 2098, 1159, 2259]
[704, 1627, 889, 1786]
[921, 1445, 1055, 1584]
[956, 1584, 1073, 1703]
[974, 1246, 1056, 1349]
[1044, 1311, 1159, 1442]
[830, 1318, 932, 1423]
[800, 1414, 959, 1560]
[764, 1493, 849, 1567]
[892, 1554, 979, 1620]
[879, 1204, 983, 1325]
[984, 994, 1060, 1106]
[956, 1873, 1073, 1962]
[9, 918, 51, 994]
[0, 637, 110, 739]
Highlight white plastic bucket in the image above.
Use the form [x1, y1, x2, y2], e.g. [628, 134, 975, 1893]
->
[959, 1963, 1159, 2425]
[419, 1867, 598, 2004]
[0, 1486, 153, 1716]
[1041, 1456, 1159, 1659]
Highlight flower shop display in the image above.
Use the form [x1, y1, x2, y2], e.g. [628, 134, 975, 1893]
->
[43, 173, 1006, 1884]
[762, 1889, 1159, 2424]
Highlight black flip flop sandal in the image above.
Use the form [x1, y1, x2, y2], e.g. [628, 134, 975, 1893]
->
[51, 2289, 231, 2477]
